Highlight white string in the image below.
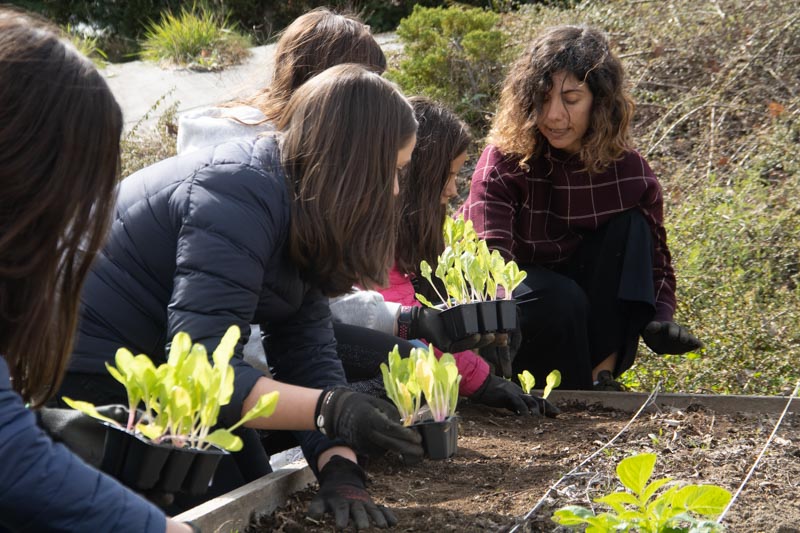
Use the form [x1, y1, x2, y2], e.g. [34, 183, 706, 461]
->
[716, 379, 800, 525]
[508, 383, 662, 532]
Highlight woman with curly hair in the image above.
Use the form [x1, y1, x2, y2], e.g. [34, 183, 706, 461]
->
[461, 25, 702, 391]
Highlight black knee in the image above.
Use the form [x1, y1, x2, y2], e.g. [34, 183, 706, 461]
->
[519, 276, 589, 332]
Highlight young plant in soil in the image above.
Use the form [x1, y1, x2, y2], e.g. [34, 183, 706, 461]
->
[519, 369, 562, 399]
[552, 453, 731, 532]
[64, 325, 278, 452]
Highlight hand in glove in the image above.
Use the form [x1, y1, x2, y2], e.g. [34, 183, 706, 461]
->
[315, 388, 423, 461]
[479, 330, 522, 379]
[308, 455, 397, 530]
[399, 305, 495, 352]
[470, 375, 560, 417]
[38, 404, 128, 467]
[641, 321, 703, 355]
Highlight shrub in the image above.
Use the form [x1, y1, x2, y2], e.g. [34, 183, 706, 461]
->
[139, 4, 251, 70]
[120, 94, 178, 178]
[388, 5, 509, 133]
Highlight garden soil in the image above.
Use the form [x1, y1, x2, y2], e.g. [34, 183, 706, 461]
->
[250, 401, 800, 532]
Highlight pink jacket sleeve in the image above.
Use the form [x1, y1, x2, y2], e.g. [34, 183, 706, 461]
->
[378, 267, 490, 397]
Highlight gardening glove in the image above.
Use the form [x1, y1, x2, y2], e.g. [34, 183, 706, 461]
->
[470, 375, 560, 417]
[479, 329, 522, 379]
[641, 321, 703, 355]
[315, 387, 423, 461]
[38, 404, 128, 467]
[308, 455, 397, 530]
[400, 305, 495, 353]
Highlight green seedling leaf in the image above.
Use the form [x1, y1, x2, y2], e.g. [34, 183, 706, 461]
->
[552, 505, 595, 526]
[137, 422, 164, 441]
[543, 369, 561, 399]
[168, 331, 192, 367]
[212, 324, 240, 369]
[415, 292, 436, 308]
[518, 370, 535, 394]
[617, 453, 657, 497]
[203, 428, 243, 451]
[594, 491, 641, 514]
[671, 485, 732, 517]
[61, 397, 123, 427]
[230, 390, 280, 431]
[642, 476, 673, 504]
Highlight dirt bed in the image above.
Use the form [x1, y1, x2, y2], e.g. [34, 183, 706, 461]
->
[251, 401, 800, 532]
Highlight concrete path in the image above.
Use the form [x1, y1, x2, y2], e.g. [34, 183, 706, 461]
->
[102, 33, 400, 131]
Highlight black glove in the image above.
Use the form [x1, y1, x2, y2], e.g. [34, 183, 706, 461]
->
[400, 306, 495, 352]
[641, 321, 703, 355]
[308, 455, 397, 530]
[479, 330, 522, 378]
[38, 404, 128, 467]
[315, 388, 423, 461]
[470, 375, 560, 417]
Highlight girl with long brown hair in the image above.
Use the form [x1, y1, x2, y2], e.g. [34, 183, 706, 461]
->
[461, 25, 702, 392]
[60, 64, 422, 530]
[0, 8, 193, 532]
[382, 97, 554, 414]
[177, 7, 386, 154]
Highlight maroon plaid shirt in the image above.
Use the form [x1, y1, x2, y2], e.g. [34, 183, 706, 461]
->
[461, 144, 676, 321]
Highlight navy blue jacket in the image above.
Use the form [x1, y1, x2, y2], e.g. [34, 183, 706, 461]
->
[68, 136, 347, 466]
[0, 357, 164, 532]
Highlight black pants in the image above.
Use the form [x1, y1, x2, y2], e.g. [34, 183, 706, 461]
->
[514, 210, 656, 390]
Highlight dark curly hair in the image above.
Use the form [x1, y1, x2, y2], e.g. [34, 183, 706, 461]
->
[489, 25, 634, 173]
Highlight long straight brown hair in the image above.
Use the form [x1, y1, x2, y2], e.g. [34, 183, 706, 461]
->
[396, 97, 471, 276]
[0, 9, 122, 406]
[278, 64, 417, 296]
[243, 8, 386, 123]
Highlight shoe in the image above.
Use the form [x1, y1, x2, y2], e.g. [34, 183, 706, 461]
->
[593, 370, 625, 391]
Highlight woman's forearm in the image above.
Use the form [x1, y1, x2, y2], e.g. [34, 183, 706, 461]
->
[241, 375, 321, 430]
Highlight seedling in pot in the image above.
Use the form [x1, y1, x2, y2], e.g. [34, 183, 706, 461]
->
[64, 325, 279, 452]
[381, 344, 462, 458]
[380, 345, 423, 427]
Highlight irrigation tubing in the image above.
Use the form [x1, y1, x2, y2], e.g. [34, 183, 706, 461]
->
[715, 378, 800, 525]
[507, 382, 663, 533]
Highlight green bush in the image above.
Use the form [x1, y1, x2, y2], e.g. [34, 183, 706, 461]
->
[140, 5, 251, 70]
[388, 5, 509, 133]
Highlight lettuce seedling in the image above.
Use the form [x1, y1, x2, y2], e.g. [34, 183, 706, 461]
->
[380, 345, 423, 426]
[518, 370, 536, 394]
[413, 344, 461, 422]
[552, 453, 731, 532]
[418, 215, 528, 306]
[517, 369, 561, 399]
[64, 325, 279, 452]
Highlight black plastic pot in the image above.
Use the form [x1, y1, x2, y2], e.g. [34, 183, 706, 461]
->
[496, 299, 518, 331]
[439, 303, 480, 340]
[414, 417, 458, 460]
[476, 301, 499, 333]
[182, 445, 227, 495]
[156, 447, 196, 492]
[100, 423, 171, 490]
[98, 415, 227, 495]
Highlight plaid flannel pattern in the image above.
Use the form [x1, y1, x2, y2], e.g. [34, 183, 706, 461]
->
[461, 145, 676, 322]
